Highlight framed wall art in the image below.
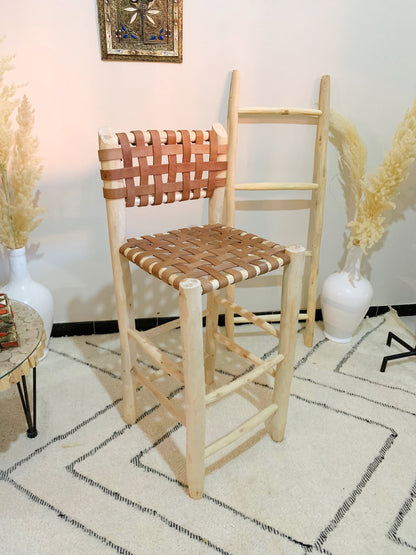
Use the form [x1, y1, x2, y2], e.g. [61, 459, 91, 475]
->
[97, 0, 183, 63]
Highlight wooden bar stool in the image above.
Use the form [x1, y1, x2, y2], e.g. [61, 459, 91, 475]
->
[98, 123, 305, 499]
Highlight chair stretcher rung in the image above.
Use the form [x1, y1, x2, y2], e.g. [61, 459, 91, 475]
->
[144, 309, 208, 338]
[233, 312, 309, 324]
[132, 364, 186, 426]
[144, 317, 181, 338]
[234, 182, 319, 191]
[204, 404, 278, 458]
[128, 327, 184, 383]
[214, 295, 278, 337]
[214, 332, 264, 365]
[205, 354, 283, 405]
[147, 369, 167, 382]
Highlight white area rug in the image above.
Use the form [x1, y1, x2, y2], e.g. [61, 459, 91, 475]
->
[1, 312, 415, 554]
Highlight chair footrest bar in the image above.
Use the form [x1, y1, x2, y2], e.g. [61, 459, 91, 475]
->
[233, 312, 308, 324]
[132, 364, 186, 426]
[146, 369, 167, 382]
[214, 332, 264, 366]
[128, 327, 184, 383]
[214, 296, 278, 337]
[205, 355, 283, 405]
[204, 404, 278, 458]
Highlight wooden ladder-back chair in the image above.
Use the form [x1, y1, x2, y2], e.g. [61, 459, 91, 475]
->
[225, 70, 330, 347]
[98, 123, 305, 499]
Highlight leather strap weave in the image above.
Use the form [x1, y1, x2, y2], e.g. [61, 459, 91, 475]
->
[120, 224, 289, 294]
[99, 130, 227, 206]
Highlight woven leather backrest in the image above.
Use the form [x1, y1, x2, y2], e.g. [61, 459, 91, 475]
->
[99, 129, 228, 207]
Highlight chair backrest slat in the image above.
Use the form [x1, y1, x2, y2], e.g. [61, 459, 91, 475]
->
[98, 127, 228, 208]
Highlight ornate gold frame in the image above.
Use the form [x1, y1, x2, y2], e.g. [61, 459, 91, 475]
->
[97, 0, 183, 63]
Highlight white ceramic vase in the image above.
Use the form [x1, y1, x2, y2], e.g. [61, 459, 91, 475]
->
[321, 245, 373, 343]
[2, 246, 54, 353]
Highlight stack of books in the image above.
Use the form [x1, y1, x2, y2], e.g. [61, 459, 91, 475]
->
[0, 293, 19, 349]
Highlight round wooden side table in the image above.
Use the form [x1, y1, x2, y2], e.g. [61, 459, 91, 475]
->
[0, 300, 46, 438]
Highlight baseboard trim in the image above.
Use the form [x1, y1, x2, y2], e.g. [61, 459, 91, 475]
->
[50, 304, 416, 338]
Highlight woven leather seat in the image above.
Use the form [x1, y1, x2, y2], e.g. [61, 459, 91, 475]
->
[98, 123, 305, 499]
[120, 224, 290, 294]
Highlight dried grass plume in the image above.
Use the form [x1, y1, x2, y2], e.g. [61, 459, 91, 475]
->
[330, 100, 416, 252]
[0, 43, 44, 250]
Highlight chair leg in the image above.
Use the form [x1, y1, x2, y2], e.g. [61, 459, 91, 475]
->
[205, 292, 218, 385]
[304, 267, 317, 348]
[179, 279, 206, 499]
[115, 255, 137, 424]
[225, 284, 235, 343]
[270, 246, 305, 442]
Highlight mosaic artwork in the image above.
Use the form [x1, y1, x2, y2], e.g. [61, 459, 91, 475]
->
[97, 0, 183, 62]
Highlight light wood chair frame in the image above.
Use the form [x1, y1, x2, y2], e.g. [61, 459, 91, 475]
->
[225, 70, 330, 347]
[98, 123, 305, 499]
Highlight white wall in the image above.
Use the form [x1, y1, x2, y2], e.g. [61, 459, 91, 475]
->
[1, 0, 415, 323]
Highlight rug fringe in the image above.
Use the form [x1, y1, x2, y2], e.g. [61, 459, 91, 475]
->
[388, 306, 416, 339]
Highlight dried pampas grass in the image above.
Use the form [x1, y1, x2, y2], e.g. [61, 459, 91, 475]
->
[0, 43, 44, 250]
[330, 99, 416, 252]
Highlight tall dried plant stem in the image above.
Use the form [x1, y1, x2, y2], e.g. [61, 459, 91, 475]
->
[8, 94, 44, 248]
[0, 168, 15, 245]
[329, 110, 367, 215]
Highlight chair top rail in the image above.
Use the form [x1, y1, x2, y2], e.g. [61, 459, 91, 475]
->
[99, 128, 211, 147]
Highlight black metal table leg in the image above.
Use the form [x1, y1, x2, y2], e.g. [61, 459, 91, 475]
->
[16, 367, 38, 438]
[380, 332, 416, 373]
